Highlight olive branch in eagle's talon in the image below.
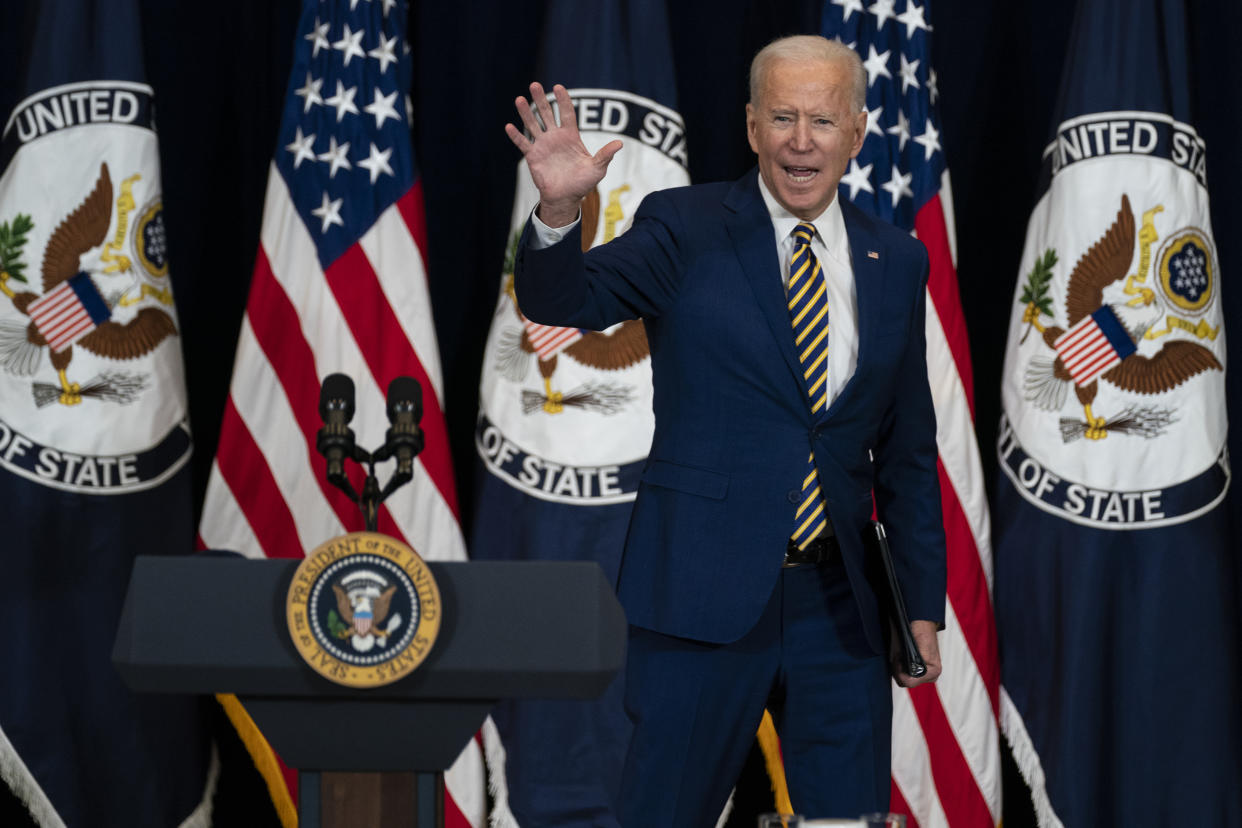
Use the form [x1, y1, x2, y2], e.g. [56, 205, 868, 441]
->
[1019, 247, 1058, 344]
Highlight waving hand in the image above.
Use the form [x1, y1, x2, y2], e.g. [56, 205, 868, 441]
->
[505, 83, 623, 228]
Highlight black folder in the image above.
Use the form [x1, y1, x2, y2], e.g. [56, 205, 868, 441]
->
[867, 520, 927, 679]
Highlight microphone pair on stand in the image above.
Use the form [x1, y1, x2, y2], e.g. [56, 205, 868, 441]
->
[316, 373, 425, 531]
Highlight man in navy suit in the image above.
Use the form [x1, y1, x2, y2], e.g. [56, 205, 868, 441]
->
[506, 35, 945, 824]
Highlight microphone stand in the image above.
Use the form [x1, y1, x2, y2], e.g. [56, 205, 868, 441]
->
[354, 443, 383, 533]
[319, 439, 419, 533]
[316, 382, 425, 533]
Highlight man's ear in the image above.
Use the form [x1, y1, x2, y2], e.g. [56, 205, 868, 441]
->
[850, 109, 867, 158]
[745, 103, 759, 153]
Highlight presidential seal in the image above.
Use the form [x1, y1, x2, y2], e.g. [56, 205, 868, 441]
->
[286, 532, 441, 688]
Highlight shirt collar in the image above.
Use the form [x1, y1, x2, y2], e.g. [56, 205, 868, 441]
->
[756, 173, 850, 268]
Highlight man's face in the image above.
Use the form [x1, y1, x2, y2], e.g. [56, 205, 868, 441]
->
[746, 57, 867, 220]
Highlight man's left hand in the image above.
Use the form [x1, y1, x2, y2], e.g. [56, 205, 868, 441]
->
[893, 619, 941, 687]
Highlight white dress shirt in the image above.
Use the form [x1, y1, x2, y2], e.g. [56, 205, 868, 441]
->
[755, 176, 859, 408]
[530, 179, 859, 406]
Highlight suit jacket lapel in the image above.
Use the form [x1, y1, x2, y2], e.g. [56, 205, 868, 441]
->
[825, 198, 885, 419]
[723, 170, 805, 391]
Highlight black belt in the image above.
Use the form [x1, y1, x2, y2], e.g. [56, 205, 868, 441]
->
[783, 533, 839, 567]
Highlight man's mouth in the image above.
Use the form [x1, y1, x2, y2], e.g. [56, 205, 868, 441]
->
[784, 166, 819, 183]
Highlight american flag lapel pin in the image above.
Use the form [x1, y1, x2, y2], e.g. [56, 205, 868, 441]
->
[867, 250, 880, 259]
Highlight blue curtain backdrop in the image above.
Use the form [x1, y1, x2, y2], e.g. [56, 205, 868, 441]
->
[1, 1, 1238, 826]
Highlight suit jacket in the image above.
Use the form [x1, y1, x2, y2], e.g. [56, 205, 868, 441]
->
[515, 168, 946, 653]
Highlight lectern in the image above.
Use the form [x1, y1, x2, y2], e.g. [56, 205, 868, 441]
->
[113, 555, 626, 827]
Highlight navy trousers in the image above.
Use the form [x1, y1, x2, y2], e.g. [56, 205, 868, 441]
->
[618, 557, 892, 826]
[492, 677, 630, 826]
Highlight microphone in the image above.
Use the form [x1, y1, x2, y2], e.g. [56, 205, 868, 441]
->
[316, 373, 357, 494]
[383, 376, 424, 479]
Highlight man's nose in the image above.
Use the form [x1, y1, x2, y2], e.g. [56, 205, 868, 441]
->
[789, 119, 812, 151]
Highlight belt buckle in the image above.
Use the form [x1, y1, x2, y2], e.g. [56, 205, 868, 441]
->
[783, 536, 831, 568]
[783, 539, 811, 568]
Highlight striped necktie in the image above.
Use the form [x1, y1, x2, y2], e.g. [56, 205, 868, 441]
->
[787, 222, 829, 549]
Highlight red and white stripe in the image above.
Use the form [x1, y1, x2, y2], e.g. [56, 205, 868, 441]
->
[523, 319, 582, 360]
[895, 173, 1001, 828]
[197, 166, 485, 828]
[28, 281, 98, 352]
[1054, 315, 1122, 386]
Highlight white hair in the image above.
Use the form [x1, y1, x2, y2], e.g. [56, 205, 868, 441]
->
[749, 35, 867, 113]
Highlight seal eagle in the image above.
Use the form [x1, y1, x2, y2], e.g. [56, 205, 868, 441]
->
[509, 187, 650, 414]
[333, 579, 398, 648]
[0, 163, 177, 406]
[1024, 194, 1221, 440]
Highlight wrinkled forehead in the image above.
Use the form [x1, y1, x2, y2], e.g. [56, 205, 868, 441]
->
[754, 58, 856, 112]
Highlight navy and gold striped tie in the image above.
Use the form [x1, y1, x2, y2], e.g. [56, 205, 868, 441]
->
[787, 222, 829, 549]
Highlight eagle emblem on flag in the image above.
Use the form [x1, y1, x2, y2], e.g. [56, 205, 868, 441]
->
[497, 185, 648, 416]
[1018, 194, 1221, 442]
[0, 162, 177, 408]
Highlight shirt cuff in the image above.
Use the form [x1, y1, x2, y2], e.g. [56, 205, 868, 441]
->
[529, 206, 581, 249]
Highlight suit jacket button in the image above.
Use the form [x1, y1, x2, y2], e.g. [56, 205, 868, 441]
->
[787, 488, 801, 504]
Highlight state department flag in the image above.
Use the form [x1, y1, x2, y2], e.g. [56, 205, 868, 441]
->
[820, 2, 1001, 825]
[994, 0, 1240, 824]
[196, 0, 485, 825]
[471, 0, 687, 824]
[0, 0, 212, 824]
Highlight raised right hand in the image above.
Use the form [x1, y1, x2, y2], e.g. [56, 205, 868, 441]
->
[505, 82, 623, 228]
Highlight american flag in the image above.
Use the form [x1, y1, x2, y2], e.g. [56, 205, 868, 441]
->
[1053, 307, 1136, 386]
[821, 1, 1001, 825]
[196, 0, 484, 824]
[27, 272, 111, 353]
